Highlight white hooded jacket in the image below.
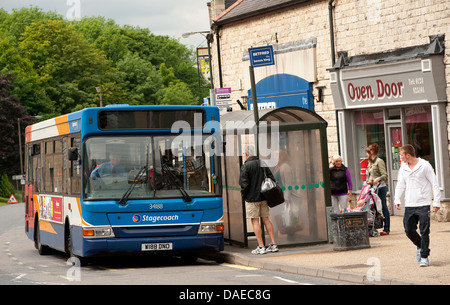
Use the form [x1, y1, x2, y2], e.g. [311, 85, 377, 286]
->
[394, 158, 441, 208]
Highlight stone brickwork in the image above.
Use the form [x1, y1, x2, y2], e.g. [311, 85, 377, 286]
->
[209, 0, 450, 157]
[210, 1, 338, 150]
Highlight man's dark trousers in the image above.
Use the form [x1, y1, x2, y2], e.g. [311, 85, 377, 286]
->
[403, 206, 431, 258]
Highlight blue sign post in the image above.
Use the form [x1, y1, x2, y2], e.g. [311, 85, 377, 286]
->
[248, 46, 275, 67]
[248, 46, 275, 158]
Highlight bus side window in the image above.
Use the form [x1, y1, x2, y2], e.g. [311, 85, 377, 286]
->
[31, 144, 41, 193]
[70, 137, 81, 194]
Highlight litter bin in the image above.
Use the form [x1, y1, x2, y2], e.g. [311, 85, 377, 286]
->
[330, 211, 370, 251]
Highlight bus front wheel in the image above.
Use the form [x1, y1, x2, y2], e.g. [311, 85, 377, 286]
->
[65, 222, 87, 266]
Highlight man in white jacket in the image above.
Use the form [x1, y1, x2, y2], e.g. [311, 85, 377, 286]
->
[394, 144, 440, 267]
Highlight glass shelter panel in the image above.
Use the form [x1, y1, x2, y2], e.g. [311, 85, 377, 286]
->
[221, 134, 246, 244]
[220, 107, 329, 247]
[261, 129, 328, 246]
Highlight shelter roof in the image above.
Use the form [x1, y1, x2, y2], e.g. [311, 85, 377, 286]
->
[220, 106, 327, 133]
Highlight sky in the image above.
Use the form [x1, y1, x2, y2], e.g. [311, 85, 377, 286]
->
[0, 0, 212, 49]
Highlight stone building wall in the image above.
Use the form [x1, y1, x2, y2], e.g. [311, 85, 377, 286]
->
[332, 0, 450, 160]
[208, 0, 450, 159]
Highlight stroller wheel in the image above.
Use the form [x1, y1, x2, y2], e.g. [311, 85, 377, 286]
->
[370, 229, 379, 237]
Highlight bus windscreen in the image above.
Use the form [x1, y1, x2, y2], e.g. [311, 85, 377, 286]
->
[84, 135, 219, 201]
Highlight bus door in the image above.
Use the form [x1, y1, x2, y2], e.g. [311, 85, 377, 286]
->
[25, 143, 40, 232]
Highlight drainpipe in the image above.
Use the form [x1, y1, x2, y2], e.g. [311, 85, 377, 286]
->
[329, 0, 339, 156]
[212, 22, 224, 88]
[329, 0, 336, 66]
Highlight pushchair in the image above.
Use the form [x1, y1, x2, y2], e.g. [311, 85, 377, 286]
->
[357, 183, 384, 237]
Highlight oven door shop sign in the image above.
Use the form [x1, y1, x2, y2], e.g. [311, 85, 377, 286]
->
[249, 46, 275, 67]
[347, 79, 405, 102]
[342, 73, 430, 107]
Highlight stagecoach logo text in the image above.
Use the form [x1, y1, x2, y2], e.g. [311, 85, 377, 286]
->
[132, 214, 180, 223]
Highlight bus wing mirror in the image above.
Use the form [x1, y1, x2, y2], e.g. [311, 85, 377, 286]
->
[68, 147, 79, 161]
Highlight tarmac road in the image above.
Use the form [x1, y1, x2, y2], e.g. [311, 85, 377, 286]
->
[0, 203, 347, 286]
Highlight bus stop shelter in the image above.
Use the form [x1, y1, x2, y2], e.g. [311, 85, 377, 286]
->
[220, 106, 330, 247]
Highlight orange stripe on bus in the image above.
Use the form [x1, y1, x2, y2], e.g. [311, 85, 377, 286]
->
[77, 198, 91, 226]
[55, 115, 70, 135]
[39, 220, 57, 234]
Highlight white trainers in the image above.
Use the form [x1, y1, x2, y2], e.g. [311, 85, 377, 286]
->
[416, 248, 421, 262]
[419, 257, 429, 267]
[251, 246, 267, 255]
[266, 244, 279, 253]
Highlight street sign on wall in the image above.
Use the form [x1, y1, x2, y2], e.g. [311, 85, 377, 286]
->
[248, 46, 275, 67]
[214, 88, 232, 113]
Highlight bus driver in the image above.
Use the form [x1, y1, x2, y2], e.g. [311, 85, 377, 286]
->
[90, 152, 127, 178]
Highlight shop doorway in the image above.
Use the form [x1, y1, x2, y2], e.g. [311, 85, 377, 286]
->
[386, 123, 404, 215]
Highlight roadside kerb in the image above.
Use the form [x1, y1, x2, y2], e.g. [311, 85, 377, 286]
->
[201, 250, 428, 285]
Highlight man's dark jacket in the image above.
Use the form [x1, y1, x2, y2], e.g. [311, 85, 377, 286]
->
[239, 156, 275, 202]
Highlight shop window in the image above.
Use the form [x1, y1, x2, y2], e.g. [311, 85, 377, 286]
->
[354, 110, 386, 187]
[355, 110, 386, 159]
[405, 106, 434, 169]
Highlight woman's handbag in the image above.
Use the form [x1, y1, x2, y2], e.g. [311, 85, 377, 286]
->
[261, 169, 285, 208]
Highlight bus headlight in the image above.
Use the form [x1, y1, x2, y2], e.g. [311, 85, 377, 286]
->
[198, 222, 224, 234]
[83, 227, 113, 237]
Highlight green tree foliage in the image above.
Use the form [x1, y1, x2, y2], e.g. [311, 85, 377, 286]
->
[0, 6, 209, 118]
[72, 16, 208, 106]
[19, 19, 127, 114]
[0, 173, 16, 198]
[0, 6, 210, 177]
[0, 73, 33, 176]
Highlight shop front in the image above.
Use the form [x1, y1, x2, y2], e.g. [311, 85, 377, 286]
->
[329, 36, 449, 215]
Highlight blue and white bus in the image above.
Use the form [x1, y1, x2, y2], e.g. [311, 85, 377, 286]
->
[24, 105, 223, 262]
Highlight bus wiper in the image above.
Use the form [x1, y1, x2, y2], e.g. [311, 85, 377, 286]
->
[161, 163, 192, 202]
[119, 165, 147, 205]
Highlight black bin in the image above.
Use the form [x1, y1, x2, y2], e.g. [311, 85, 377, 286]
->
[330, 211, 370, 251]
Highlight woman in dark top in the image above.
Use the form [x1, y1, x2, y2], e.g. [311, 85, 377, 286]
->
[329, 155, 353, 213]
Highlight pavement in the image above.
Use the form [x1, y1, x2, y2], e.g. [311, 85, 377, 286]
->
[206, 215, 449, 285]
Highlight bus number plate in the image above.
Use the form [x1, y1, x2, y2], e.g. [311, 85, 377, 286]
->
[141, 243, 173, 251]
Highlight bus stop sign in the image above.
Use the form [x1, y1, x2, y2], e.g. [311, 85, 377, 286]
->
[249, 46, 275, 67]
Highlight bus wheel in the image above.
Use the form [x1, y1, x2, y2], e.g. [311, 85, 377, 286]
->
[34, 219, 51, 255]
[65, 224, 87, 267]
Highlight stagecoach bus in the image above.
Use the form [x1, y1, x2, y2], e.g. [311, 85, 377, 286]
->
[24, 105, 223, 262]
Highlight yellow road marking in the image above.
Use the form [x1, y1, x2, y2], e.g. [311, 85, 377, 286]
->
[220, 263, 259, 271]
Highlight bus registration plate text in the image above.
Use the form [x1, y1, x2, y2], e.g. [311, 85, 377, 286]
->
[141, 243, 173, 251]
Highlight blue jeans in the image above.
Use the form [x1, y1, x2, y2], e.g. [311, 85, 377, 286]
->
[377, 186, 389, 232]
